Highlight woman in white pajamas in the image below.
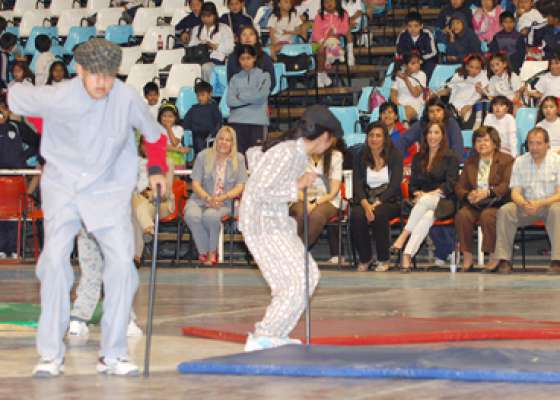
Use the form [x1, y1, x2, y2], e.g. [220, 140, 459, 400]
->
[391, 121, 459, 272]
[239, 105, 342, 351]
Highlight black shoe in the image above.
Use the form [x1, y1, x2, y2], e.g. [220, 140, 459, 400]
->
[497, 260, 513, 274]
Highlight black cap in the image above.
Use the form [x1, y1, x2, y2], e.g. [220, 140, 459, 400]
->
[299, 105, 343, 138]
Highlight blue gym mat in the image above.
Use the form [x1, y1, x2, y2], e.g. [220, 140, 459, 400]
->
[178, 345, 560, 383]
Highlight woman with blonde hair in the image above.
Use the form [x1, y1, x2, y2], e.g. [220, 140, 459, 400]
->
[184, 126, 248, 266]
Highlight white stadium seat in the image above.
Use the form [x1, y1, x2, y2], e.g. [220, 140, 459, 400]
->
[95, 7, 124, 33]
[86, 0, 110, 12]
[13, 0, 42, 18]
[48, 0, 74, 17]
[126, 63, 159, 95]
[19, 10, 53, 37]
[57, 8, 91, 36]
[519, 61, 549, 83]
[161, 0, 188, 17]
[118, 45, 142, 76]
[140, 25, 174, 53]
[161, 63, 201, 98]
[132, 7, 164, 36]
[154, 48, 184, 70]
[170, 7, 189, 27]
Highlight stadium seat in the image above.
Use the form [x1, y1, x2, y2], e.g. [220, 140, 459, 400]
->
[118, 45, 142, 76]
[19, 10, 53, 37]
[278, 43, 315, 77]
[125, 63, 159, 95]
[13, 0, 42, 19]
[5, 26, 19, 37]
[67, 57, 77, 74]
[170, 7, 189, 27]
[105, 24, 133, 45]
[132, 7, 164, 37]
[519, 60, 549, 82]
[219, 87, 229, 119]
[176, 86, 197, 118]
[95, 8, 125, 33]
[154, 48, 184, 70]
[344, 133, 366, 147]
[209, 64, 227, 97]
[56, 8, 91, 36]
[23, 26, 57, 56]
[462, 129, 474, 150]
[161, 0, 189, 17]
[329, 106, 361, 137]
[254, 5, 271, 30]
[271, 62, 288, 96]
[428, 64, 460, 92]
[161, 63, 201, 98]
[516, 107, 538, 153]
[63, 26, 96, 55]
[47, 0, 74, 17]
[86, 0, 110, 12]
[140, 25, 174, 53]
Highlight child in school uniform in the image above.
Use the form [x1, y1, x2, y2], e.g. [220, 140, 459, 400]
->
[390, 52, 427, 122]
[536, 96, 560, 153]
[0, 32, 17, 89]
[143, 82, 160, 119]
[489, 11, 526, 72]
[483, 95, 518, 157]
[445, 13, 482, 64]
[158, 102, 189, 167]
[472, 0, 503, 43]
[485, 52, 522, 110]
[9, 60, 34, 87]
[527, 52, 560, 101]
[34, 34, 55, 86]
[268, 0, 306, 56]
[516, 0, 546, 36]
[219, 0, 254, 40]
[45, 61, 69, 86]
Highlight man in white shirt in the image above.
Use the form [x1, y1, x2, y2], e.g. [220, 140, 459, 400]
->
[492, 127, 560, 273]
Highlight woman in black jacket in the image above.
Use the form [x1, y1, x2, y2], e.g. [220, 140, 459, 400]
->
[350, 122, 403, 272]
[391, 121, 459, 272]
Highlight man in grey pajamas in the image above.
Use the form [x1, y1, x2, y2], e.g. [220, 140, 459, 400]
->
[8, 38, 168, 377]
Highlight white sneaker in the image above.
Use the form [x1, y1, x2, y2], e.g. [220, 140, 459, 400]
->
[96, 357, 140, 376]
[9, 252, 17, 259]
[327, 256, 344, 264]
[323, 73, 332, 87]
[0, 252, 6, 259]
[32, 358, 64, 378]
[127, 320, 143, 337]
[317, 72, 326, 88]
[434, 255, 452, 267]
[244, 333, 301, 352]
[68, 320, 89, 337]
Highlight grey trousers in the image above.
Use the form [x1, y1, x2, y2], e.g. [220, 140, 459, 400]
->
[36, 204, 138, 362]
[494, 202, 560, 261]
[184, 201, 229, 255]
[244, 231, 320, 338]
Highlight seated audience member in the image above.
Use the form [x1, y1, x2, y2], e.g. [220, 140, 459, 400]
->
[111, 0, 143, 24]
[0, 32, 18, 88]
[46, 61, 69, 86]
[349, 122, 403, 272]
[184, 126, 247, 266]
[268, 0, 307, 58]
[227, 25, 276, 91]
[445, 13, 482, 64]
[516, 0, 546, 36]
[182, 79, 223, 155]
[492, 127, 560, 273]
[9, 60, 34, 87]
[536, 96, 560, 152]
[391, 121, 459, 272]
[489, 11, 526, 73]
[144, 82, 160, 119]
[454, 126, 514, 272]
[436, 0, 473, 36]
[472, 0, 503, 44]
[380, 101, 418, 168]
[483, 96, 518, 157]
[175, 0, 203, 47]
[532, 4, 560, 60]
[395, 96, 464, 163]
[131, 139, 175, 266]
[290, 137, 344, 263]
[34, 34, 55, 86]
[485, 52, 522, 107]
[390, 52, 427, 122]
[527, 52, 560, 101]
[219, 0, 254, 40]
[396, 11, 438, 81]
[158, 102, 189, 167]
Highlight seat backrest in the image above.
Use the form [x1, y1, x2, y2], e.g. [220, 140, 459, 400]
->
[87, 0, 110, 11]
[516, 107, 538, 152]
[57, 8, 90, 36]
[154, 48, 184, 70]
[162, 0, 189, 17]
[13, 0, 39, 18]
[462, 129, 474, 149]
[279, 43, 313, 57]
[519, 60, 549, 82]
[48, 0, 74, 16]
[176, 86, 197, 118]
[95, 8, 124, 33]
[162, 63, 201, 98]
[140, 25, 174, 53]
[357, 86, 373, 114]
[219, 86, 229, 119]
[63, 26, 96, 54]
[23, 26, 57, 55]
[118, 46, 142, 76]
[209, 64, 227, 97]
[125, 63, 159, 94]
[428, 64, 460, 92]
[132, 7, 164, 36]
[329, 106, 360, 136]
[254, 5, 271, 29]
[105, 24, 133, 44]
[271, 62, 287, 95]
[0, 176, 26, 219]
[19, 10, 53, 37]
[170, 7, 189, 27]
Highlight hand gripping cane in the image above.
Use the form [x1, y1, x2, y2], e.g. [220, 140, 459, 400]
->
[144, 184, 161, 377]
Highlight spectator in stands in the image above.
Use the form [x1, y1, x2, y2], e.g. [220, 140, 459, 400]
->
[188, 2, 235, 82]
[537, 96, 560, 152]
[381, 101, 418, 168]
[350, 121, 403, 272]
[390, 52, 427, 122]
[396, 12, 438, 82]
[527, 51, 560, 100]
[184, 126, 247, 266]
[445, 13, 482, 64]
[289, 137, 344, 264]
[391, 121, 459, 272]
[492, 127, 560, 273]
[182, 79, 223, 155]
[268, 0, 307, 58]
[439, 53, 488, 126]
[132, 139, 175, 264]
[516, 0, 546, 36]
[489, 12, 526, 72]
[227, 44, 271, 154]
[9, 60, 34, 87]
[0, 32, 17, 89]
[176, 0, 203, 46]
[533, 4, 560, 60]
[45, 61, 69, 86]
[395, 96, 464, 162]
[483, 96, 518, 156]
[220, 0, 254, 40]
[0, 16, 6, 33]
[311, 0, 352, 88]
[436, 0, 473, 42]
[472, 0, 503, 44]
[227, 25, 276, 91]
[143, 81, 160, 118]
[454, 126, 514, 271]
[111, 0, 144, 24]
[158, 102, 189, 167]
[342, 0, 363, 30]
[34, 35, 55, 86]
[485, 52, 522, 109]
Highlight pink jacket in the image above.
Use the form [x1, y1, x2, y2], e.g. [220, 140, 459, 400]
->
[472, 5, 503, 43]
[311, 11, 350, 43]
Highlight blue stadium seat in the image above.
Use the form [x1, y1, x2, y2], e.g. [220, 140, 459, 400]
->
[357, 86, 373, 114]
[67, 57, 77, 75]
[329, 106, 361, 138]
[344, 133, 367, 147]
[105, 24, 133, 45]
[209, 65, 227, 98]
[462, 130, 474, 149]
[219, 87, 229, 120]
[271, 62, 288, 96]
[516, 107, 538, 153]
[23, 26, 58, 56]
[278, 43, 315, 77]
[63, 26, 96, 55]
[368, 105, 408, 123]
[428, 64, 460, 92]
[176, 86, 198, 118]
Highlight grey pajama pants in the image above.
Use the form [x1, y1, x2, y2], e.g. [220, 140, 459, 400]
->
[36, 204, 138, 362]
[244, 232, 320, 338]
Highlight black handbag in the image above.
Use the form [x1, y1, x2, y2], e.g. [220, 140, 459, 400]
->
[183, 44, 211, 64]
[366, 183, 388, 204]
[276, 53, 310, 72]
[468, 195, 504, 211]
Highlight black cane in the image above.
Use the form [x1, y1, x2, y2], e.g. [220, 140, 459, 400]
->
[144, 184, 161, 377]
[303, 187, 311, 346]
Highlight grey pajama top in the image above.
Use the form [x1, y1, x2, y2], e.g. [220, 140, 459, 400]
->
[239, 138, 307, 235]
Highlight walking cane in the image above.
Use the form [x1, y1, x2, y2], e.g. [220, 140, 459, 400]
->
[144, 184, 161, 377]
[303, 187, 311, 346]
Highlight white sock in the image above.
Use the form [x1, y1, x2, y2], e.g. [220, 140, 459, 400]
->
[347, 42, 355, 66]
